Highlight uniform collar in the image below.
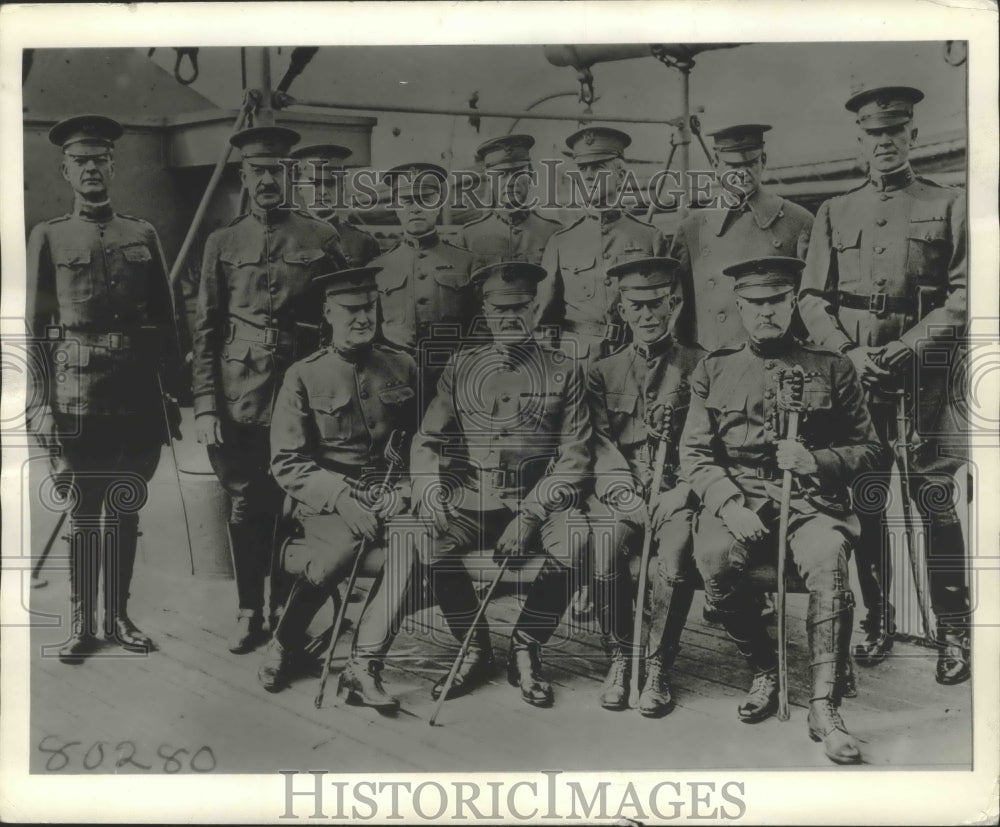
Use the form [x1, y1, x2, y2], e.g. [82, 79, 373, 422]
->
[249, 204, 292, 226]
[634, 333, 672, 361]
[710, 188, 783, 236]
[74, 200, 114, 222]
[332, 342, 373, 364]
[403, 229, 440, 250]
[869, 164, 915, 192]
[748, 332, 795, 357]
[585, 208, 622, 224]
[495, 209, 530, 226]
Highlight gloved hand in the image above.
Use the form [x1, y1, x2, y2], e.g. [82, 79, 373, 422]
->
[335, 488, 379, 541]
[493, 510, 543, 568]
[845, 346, 890, 389]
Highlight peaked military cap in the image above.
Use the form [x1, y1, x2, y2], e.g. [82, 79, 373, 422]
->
[292, 143, 354, 179]
[384, 162, 448, 199]
[49, 115, 123, 155]
[565, 126, 631, 163]
[608, 256, 681, 301]
[472, 261, 545, 306]
[311, 266, 382, 305]
[230, 125, 301, 159]
[476, 134, 535, 171]
[723, 256, 805, 299]
[845, 85, 924, 128]
[706, 123, 772, 161]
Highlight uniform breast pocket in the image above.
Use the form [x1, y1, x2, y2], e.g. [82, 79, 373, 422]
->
[832, 226, 864, 287]
[219, 341, 253, 402]
[377, 268, 410, 326]
[518, 391, 561, 433]
[220, 248, 264, 308]
[122, 245, 152, 265]
[311, 392, 353, 442]
[906, 219, 949, 280]
[54, 248, 94, 303]
[378, 384, 415, 428]
[561, 254, 598, 302]
[707, 388, 750, 448]
[800, 378, 833, 415]
[433, 266, 470, 309]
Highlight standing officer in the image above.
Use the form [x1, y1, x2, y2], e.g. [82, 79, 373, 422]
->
[585, 256, 706, 715]
[669, 123, 814, 352]
[537, 127, 668, 366]
[26, 115, 182, 662]
[192, 125, 347, 654]
[798, 84, 970, 683]
[370, 162, 475, 409]
[680, 256, 882, 765]
[262, 266, 418, 710]
[409, 261, 593, 707]
[456, 134, 562, 269]
[291, 143, 381, 267]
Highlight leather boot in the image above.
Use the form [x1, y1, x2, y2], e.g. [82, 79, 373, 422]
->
[507, 630, 553, 707]
[593, 567, 633, 710]
[229, 609, 266, 654]
[104, 512, 153, 651]
[640, 572, 695, 717]
[854, 610, 893, 666]
[599, 648, 631, 711]
[337, 658, 400, 712]
[935, 628, 970, 685]
[718, 604, 779, 723]
[259, 579, 327, 691]
[808, 591, 861, 764]
[59, 518, 101, 664]
[228, 519, 268, 631]
[432, 628, 495, 701]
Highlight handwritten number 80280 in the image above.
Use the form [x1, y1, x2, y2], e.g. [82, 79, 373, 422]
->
[38, 736, 216, 772]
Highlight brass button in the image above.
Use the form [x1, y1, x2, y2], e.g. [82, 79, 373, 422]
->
[604, 278, 613, 286]
[876, 218, 887, 227]
[765, 360, 775, 369]
[875, 246, 885, 254]
[879, 194, 890, 202]
[418, 273, 427, 280]
[706, 278, 715, 289]
[772, 239, 781, 248]
[875, 278, 887, 286]
[717, 312, 727, 323]
[418, 297, 429, 305]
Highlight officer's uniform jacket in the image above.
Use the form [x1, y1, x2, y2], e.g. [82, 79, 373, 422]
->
[26, 203, 181, 422]
[326, 215, 381, 268]
[537, 210, 667, 359]
[370, 231, 475, 353]
[192, 208, 345, 426]
[679, 336, 883, 520]
[456, 209, 562, 270]
[588, 336, 706, 508]
[669, 189, 814, 351]
[798, 167, 966, 451]
[270, 343, 417, 516]
[411, 338, 592, 518]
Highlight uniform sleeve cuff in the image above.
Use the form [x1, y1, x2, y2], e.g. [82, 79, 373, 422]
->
[193, 395, 216, 417]
[705, 478, 743, 516]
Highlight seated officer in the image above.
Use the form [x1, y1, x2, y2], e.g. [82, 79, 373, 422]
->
[262, 266, 418, 712]
[585, 255, 706, 715]
[679, 256, 883, 765]
[409, 261, 592, 707]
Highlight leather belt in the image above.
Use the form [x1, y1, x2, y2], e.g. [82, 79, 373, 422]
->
[836, 291, 916, 319]
[226, 319, 293, 349]
[563, 319, 625, 342]
[753, 463, 780, 482]
[53, 328, 142, 351]
[482, 467, 520, 490]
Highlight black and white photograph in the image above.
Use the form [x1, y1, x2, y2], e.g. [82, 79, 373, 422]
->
[1, 2, 997, 824]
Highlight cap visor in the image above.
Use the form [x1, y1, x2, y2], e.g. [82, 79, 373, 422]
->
[716, 148, 763, 163]
[735, 284, 796, 300]
[858, 112, 912, 128]
[483, 291, 535, 307]
[324, 289, 378, 306]
[620, 285, 674, 301]
[572, 150, 620, 163]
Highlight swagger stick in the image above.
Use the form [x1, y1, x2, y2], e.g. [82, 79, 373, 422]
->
[315, 430, 407, 709]
[429, 556, 510, 727]
[776, 367, 805, 722]
[629, 403, 673, 709]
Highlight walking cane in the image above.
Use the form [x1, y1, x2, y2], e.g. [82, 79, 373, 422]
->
[775, 367, 805, 722]
[315, 429, 407, 709]
[629, 403, 673, 710]
[31, 510, 67, 589]
[429, 556, 510, 727]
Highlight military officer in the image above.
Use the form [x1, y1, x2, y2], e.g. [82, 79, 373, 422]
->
[680, 256, 882, 765]
[669, 123, 814, 352]
[537, 127, 668, 366]
[370, 162, 475, 409]
[26, 115, 183, 662]
[409, 261, 593, 707]
[456, 134, 562, 269]
[585, 256, 706, 715]
[798, 84, 970, 683]
[192, 125, 347, 654]
[291, 143, 381, 267]
[262, 266, 418, 709]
